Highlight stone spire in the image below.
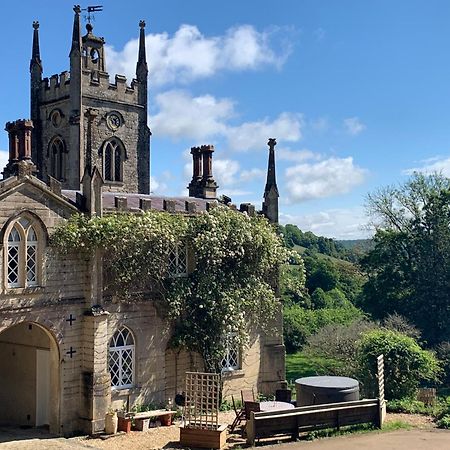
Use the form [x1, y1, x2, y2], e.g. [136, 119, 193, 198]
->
[30, 21, 42, 72]
[136, 20, 148, 81]
[70, 5, 82, 57]
[136, 20, 150, 194]
[30, 21, 42, 168]
[262, 138, 279, 224]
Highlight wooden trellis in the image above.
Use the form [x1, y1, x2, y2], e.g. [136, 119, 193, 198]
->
[184, 372, 220, 430]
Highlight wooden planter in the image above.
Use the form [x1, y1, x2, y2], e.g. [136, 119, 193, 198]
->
[180, 423, 227, 449]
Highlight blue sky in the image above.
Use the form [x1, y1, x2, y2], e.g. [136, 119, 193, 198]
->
[1, 1, 450, 239]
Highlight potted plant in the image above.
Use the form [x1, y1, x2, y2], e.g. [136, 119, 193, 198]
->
[105, 409, 118, 435]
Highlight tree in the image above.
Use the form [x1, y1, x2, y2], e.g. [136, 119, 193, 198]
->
[358, 329, 441, 399]
[361, 173, 450, 345]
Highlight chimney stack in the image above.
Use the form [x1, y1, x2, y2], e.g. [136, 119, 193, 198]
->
[3, 120, 37, 179]
[188, 144, 218, 199]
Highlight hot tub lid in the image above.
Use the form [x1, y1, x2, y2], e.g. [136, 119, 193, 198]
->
[295, 376, 359, 390]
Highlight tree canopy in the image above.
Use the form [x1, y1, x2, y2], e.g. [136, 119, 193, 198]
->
[360, 173, 450, 345]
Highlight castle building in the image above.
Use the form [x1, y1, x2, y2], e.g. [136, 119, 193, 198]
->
[0, 7, 282, 436]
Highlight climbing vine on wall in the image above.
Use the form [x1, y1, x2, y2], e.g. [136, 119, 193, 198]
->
[52, 206, 295, 371]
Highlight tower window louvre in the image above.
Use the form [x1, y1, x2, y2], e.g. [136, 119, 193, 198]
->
[102, 138, 125, 182]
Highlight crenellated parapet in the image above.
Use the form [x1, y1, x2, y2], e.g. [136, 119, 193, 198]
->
[40, 72, 71, 101]
[81, 71, 141, 104]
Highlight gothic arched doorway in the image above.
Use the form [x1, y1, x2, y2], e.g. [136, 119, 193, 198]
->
[0, 322, 60, 433]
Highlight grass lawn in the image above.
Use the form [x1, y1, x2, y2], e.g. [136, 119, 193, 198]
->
[286, 351, 343, 382]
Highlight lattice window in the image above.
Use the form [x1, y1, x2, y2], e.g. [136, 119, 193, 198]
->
[109, 327, 135, 389]
[4, 217, 43, 289]
[7, 226, 21, 287]
[168, 243, 188, 277]
[102, 138, 125, 182]
[221, 333, 240, 372]
[26, 227, 37, 286]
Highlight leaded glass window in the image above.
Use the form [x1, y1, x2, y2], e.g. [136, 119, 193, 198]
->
[7, 226, 21, 287]
[168, 243, 188, 277]
[221, 333, 240, 372]
[109, 327, 135, 389]
[26, 227, 37, 286]
[5, 217, 43, 289]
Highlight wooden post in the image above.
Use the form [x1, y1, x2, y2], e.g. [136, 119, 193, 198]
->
[376, 354, 386, 427]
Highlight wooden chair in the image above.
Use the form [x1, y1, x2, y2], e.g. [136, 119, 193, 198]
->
[241, 388, 255, 405]
[229, 395, 246, 433]
[244, 401, 260, 420]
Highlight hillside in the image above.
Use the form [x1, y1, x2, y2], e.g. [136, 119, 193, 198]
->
[280, 224, 372, 262]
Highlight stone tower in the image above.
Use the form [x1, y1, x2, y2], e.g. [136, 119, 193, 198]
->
[29, 6, 151, 193]
[262, 138, 279, 224]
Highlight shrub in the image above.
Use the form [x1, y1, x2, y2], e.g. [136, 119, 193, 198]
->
[383, 313, 421, 340]
[437, 414, 450, 429]
[358, 329, 441, 399]
[283, 303, 362, 353]
[304, 318, 377, 377]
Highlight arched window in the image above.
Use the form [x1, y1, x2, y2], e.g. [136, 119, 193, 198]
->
[5, 217, 43, 289]
[109, 327, 134, 389]
[102, 138, 125, 182]
[49, 137, 66, 181]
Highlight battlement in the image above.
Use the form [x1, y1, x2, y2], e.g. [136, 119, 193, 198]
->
[40, 72, 71, 101]
[82, 70, 140, 103]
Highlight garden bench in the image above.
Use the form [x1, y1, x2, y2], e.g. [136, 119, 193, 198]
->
[118, 409, 177, 431]
[246, 398, 384, 445]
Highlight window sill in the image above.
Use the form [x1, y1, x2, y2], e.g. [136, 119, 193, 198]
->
[221, 369, 245, 379]
[4, 285, 45, 295]
[111, 386, 139, 396]
[105, 181, 124, 187]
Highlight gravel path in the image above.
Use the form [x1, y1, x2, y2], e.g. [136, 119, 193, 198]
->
[0, 412, 444, 450]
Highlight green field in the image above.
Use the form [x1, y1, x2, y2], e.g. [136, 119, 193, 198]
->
[285, 351, 342, 382]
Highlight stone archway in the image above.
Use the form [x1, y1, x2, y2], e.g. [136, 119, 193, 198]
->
[0, 322, 60, 433]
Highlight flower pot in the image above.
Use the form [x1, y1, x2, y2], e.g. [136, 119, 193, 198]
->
[117, 416, 132, 433]
[105, 412, 118, 435]
[160, 413, 172, 426]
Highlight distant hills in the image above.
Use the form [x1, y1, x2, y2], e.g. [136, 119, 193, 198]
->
[280, 224, 373, 262]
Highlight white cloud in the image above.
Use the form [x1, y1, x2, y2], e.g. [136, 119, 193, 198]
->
[278, 147, 319, 163]
[151, 90, 303, 149]
[214, 159, 241, 186]
[150, 173, 171, 194]
[280, 207, 372, 240]
[227, 112, 303, 151]
[343, 117, 366, 136]
[403, 156, 450, 177]
[152, 90, 233, 140]
[106, 24, 292, 87]
[285, 157, 367, 202]
[0, 150, 8, 172]
[240, 168, 265, 182]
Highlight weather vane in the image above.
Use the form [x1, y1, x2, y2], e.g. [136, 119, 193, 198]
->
[82, 5, 103, 24]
